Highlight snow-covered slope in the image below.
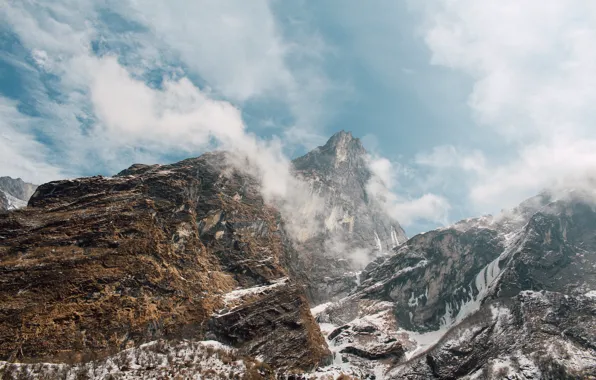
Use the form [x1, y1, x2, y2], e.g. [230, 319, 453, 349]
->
[1, 190, 27, 210]
[0, 340, 273, 379]
[308, 191, 596, 378]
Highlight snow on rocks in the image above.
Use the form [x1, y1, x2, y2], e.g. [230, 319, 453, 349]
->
[0, 340, 270, 379]
[217, 276, 289, 312]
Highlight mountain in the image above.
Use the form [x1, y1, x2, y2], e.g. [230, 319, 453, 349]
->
[0, 177, 37, 211]
[314, 189, 596, 378]
[290, 131, 407, 304]
[0, 132, 595, 379]
[0, 153, 328, 376]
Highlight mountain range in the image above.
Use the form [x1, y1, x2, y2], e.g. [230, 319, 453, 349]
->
[0, 131, 594, 379]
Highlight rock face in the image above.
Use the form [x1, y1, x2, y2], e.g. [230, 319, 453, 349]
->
[0, 192, 8, 211]
[390, 291, 596, 379]
[290, 131, 407, 304]
[0, 153, 328, 371]
[0, 177, 37, 211]
[314, 190, 596, 378]
[357, 226, 505, 331]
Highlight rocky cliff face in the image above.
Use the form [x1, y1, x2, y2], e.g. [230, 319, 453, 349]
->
[0, 152, 328, 373]
[0, 177, 37, 211]
[314, 190, 596, 378]
[390, 291, 596, 379]
[290, 131, 407, 304]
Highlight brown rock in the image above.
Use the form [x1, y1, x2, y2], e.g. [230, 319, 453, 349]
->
[0, 152, 329, 371]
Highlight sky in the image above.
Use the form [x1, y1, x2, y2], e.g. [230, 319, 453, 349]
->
[2, 1, 596, 235]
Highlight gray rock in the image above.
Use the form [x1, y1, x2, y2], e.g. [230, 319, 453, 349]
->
[316, 191, 596, 378]
[0, 177, 37, 211]
[290, 131, 407, 304]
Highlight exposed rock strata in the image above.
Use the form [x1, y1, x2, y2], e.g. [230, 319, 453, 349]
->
[0, 153, 328, 371]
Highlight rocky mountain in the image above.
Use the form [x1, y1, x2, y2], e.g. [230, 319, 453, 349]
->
[0, 152, 329, 377]
[0, 177, 37, 211]
[314, 189, 596, 378]
[1, 132, 595, 379]
[290, 131, 407, 304]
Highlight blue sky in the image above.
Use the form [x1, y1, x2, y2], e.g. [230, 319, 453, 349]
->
[2, 1, 596, 235]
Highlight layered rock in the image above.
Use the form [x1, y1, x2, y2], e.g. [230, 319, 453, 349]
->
[0, 152, 328, 371]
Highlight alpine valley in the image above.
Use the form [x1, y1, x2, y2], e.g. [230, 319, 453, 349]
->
[0, 132, 594, 379]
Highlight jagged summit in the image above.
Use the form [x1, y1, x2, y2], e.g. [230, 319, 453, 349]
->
[293, 130, 368, 173]
[323, 130, 366, 157]
[289, 131, 407, 304]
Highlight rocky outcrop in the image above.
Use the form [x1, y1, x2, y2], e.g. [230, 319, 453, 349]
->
[492, 195, 596, 299]
[0, 152, 328, 371]
[209, 280, 329, 370]
[290, 131, 407, 304]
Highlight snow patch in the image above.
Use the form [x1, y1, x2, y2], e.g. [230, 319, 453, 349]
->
[218, 277, 288, 311]
[401, 327, 450, 360]
[390, 226, 400, 247]
[0, 340, 250, 379]
[2, 190, 27, 209]
[374, 231, 383, 252]
[310, 302, 332, 318]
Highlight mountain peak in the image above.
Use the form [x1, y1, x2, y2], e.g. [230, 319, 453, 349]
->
[293, 130, 367, 172]
[323, 130, 365, 159]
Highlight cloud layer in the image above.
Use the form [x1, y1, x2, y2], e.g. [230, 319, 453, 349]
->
[415, 0, 596, 212]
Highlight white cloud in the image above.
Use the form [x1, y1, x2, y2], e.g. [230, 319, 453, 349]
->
[120, 0, 333, 139]
[416, 0, 596, 212]
[0, 97, 64, 183]
[415, 145, 485, 173]
[122, 0, 292, 102]
[368, 156, 397, 188]
[87, 56, 245, 150]
[0, 0, 335, 177]
[366, 155, 451, 225]
[469, 139, 596, 209]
